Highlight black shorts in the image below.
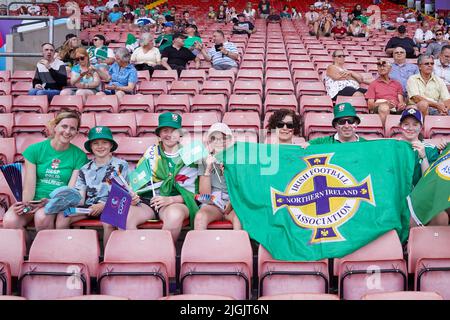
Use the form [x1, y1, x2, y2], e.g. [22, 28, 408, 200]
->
[332, 87, 367, 100]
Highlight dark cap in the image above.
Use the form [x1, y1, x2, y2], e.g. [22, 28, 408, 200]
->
[398, 25, 406, 33]
[93, 34, 106, 42]
[173, 32, 187, 40]
[186, 24, 198, 31]
[65, 33, 77, 41]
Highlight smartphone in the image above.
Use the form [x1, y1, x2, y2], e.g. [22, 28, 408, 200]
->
[215, 44, 223, 51]
[29, 200, 43, 204]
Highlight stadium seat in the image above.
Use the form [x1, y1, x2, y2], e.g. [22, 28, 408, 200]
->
[258, 293, 339, 300]
[336, 230, 407, 300]
[190, 94, 226, 115]
[49, 95, 84, 113]
[200, 81, 231, 97]
[0, 113, 13, 138]
[168, 81, 200, 96]
[0, 137, 15, 165]
[180, 230, 253, 300]
[207, 69, 235, 83]
[265, 79, 295, 95]
[119, 94, 154, 113]
[98, 230, 175, 300]
[59, 295, 128, 300]
[151, 70, 178, 83]
[356, 114, 385, 138]
[0, 95, 12, 113]
[335, 95, 369, 114]
[265, 61, 290, 72]
[11, 70, 35, 82]
[299, 95, 333, 115]
[79, 113, 96, 136]
[137, 70, 150, 82]
[14, 136, 45, 162]
[228, 94, 262, 114]
[181, 112, 221, 136]
[407, 227, 450, 300]
[223, 111, 261, 142]
[303, 113, 335, 140]
[136, 113, 160, 137]
[159, 294, 234, 300]
[95, 113, 137, 137]
[258, 245, 329, 297]
[11, 82, 32, 96]
[0, 82, 11, 95]
[12, 95, 48, 113]
[236, 69, 263, 82]
[113, 136, 157, 162]
[239, 60, 264, 71]
[155, 94, 190, 113]
[233, 80, 263, 96]
[0, 71, 11, 82]
[293, 70, 321, 84]
[296, 81, 327, 98]
[384, 115, 402, 138]
[424, 116, 450, 139]
[0, 229, 26, 295]
[264, 70, 292, 82]
[19, 229, 100, 299]
[137, 81, 168, 95]
[12, 113, 53, 138]
[361, 291, 443, 300]
[83, 95, 119, 113]
[180, 69, 207, 83]
[264, 94, 298, 113]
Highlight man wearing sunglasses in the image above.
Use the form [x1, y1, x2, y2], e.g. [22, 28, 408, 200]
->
[407, 54, 450, 115]
[425, 31, 449, 57]
[302, 102, 366, 147]
[87, 34, 115, 67]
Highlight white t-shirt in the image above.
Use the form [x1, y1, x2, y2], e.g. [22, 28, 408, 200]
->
[105, 0, 119, 10]
[131, 47, 161, 66]
[243, 8, 256, 19]
[27, 5, 41, 15]
[414, 29, 434, 47]
[83, 5, 96, 14]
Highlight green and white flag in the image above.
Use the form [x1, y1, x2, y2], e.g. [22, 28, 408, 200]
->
[408, 145, 450, 226]
[125, 33, 139, 52]
[218, 140, 415, 261]
[129, 159, 153, 193]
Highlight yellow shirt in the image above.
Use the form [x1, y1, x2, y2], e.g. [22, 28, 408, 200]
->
[406, 73, 450, 104]
[130, 47, 161, 67]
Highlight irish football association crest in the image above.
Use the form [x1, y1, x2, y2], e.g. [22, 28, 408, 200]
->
[271, 154, 376, 243]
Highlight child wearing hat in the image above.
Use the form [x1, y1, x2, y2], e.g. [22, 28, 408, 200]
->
[126, 112, 199, 242]
[194, 123, 241, 230]
[55, 126, 134, 246]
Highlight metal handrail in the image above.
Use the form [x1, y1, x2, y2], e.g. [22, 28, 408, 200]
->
[7, 1, 61, 16]
[0, 15, 54, 57]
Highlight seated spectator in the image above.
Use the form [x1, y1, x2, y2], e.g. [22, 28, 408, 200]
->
[266, 8, 281, 24]
[40, 6, 49, 16]
[426, 30, 449, 57]
[396, 8, 416, 23]
[366, 60, 406, 125]
[407, 54, 450, 115]
[123, 4, 135, 23]
[380, 14, 396, 32]
[2, 110, 87, 231]
[434, 45, 450, 85]
[97, 47, 138, 101]
[184, 24, 203, 53]
[178, 10, 196, 31]
[194, 123, 241, 230]
[126, 112, 199, 243]
[198, 30, 239, 70]
[358, 8, 369, 25]
[94, 0, 107, 15]
[348, 18, 368, 37]
[27, 0, 40, 16]
[266, 109, 302, 144]
[414, 21, 434, 49]
[135, 8, 155, 26]
[302, 103, 367, 146]
[434, 17, 447, 34]
[156, 22, 174, 52]
[324, 50, 368, 101]
[291, 8, 301, 19]
[57, 34, 80, 70]
[105, 0, 119, 11]
[385, 25, 420, 58]
[389, 46, 419, 94]
[208, 6, 217, 20]
[29, 43, 67, 101]
[60, 48, 101, 103]
[131, 33, 161, 76]
[280, 5, 292, 19]
[319, 12, 335, 37]
[108, 4, 123, 24]
[18, 5, 29, 16]
[243, 2, 256, 21]
[352, 4, 363, 18]
[445, 26, 450, 41]
[83, 0, 96, 14]
[258, 0, 271, 19]
[156, 33, 200, 76]
[134, 1, 148, 16]
[87, 34, 115, 68]
[216, 5, 227, 23]
[232, 13, 256, 35]
[331, 19, 347, 39]
[57, 126, 131, 246]
[340, 7, 348, 24]
[306, 5, 320, 36]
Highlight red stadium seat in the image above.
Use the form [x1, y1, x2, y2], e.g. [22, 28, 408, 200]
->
[137, 81, 168, 95]
[258, 293, 339, 300]
[424, 116, 450, 139]
[180, 230, 253, 300]
[303, 112, 335, 140]
[12, 113, 53, 137]
[0, 229, 26, 295]
[258, 245, 329, 297]
[200, 81, 231, 97]
[95, 113, 137, 137]
[137, 70, 150, 82]
[361, 291, 443, 300]
[0, 95, 12, 113]
[335, 95, 368, 114]
[0, 71, 11, 82]
[191, 94, 227, 115]
[11, 82, 32, 96]
[11, 70, 35, 82]
[155, 94, 190, 113]
[13, 95, 48, 113]
[79, 113, 96, 136]
[265, 61, 290, 71]
[264, 94, 298, 113]
[19, 230, 100, 299]
[336, 230, 407, 300]
[357, 114, 385, 138]
[223, 111, 261, 142]
[228, 94, 262, 114]
[265, 79, 295, 95]
[182, 112, 221, 136]
[49, 95, 84, 113]
[14, 136, 45, 162]
[59, 295, 128, 300]
[207, 69, 235, 83]
[299, 95, 333, 115]
[408, 227, 450, 300]
[180, 69, 207, 83]
[264, 70, 292, 82]
[0, 113, 13, 138]
[236, 69, 263, 82]
[119, 94, 154, 113]
[239, 60, 264, 71]
[98, 230, 176, 300]
[296, 81, 327, 98]
[83, 95, 119, 113]
[168, 81, 200, 96]
[113, 136, 157, 166]
[0, 82, 11, 95]
[293, 70, 321, 84]
[136, 113, 159, 137]
[384, 115, 402, 138]
[151, 70, 178, 83]
[159, 294, 234, 300]
[233, 80, 263, 96]
[0, 137, 15, 165]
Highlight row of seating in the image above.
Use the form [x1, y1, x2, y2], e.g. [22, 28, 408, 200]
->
[0, 227, 449, 300]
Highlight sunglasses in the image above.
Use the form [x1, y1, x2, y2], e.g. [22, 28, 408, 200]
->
[377, 62, 388, 67]
[421, 62, 434, 66]
[336, 117, 357, 126]
[75, 56, 86, 61]
[436, 33, 443, 35]
[93, 38, 100, 41]
[394, 51, 405, 54]
[276, 121, 294, 129]
[334, 55, 346, 58]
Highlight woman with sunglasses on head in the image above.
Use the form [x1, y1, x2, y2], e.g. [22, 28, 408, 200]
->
[266, 109, 302, 144]
[325, 50, 369, 101]
[60, 47, 101, 103]
[194, 123, 241, 230]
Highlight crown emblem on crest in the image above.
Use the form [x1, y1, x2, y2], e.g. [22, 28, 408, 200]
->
[96, 127, 102, 133]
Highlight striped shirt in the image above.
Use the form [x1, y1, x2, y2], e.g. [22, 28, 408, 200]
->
[207, 42, 238, 68]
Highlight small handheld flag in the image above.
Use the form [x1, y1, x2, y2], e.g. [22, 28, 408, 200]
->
[101, 180, 132, 230]
[0, 163, 23, 202]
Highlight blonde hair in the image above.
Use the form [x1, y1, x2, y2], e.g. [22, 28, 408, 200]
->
[74, 47, 90, 65]
[47, 109, 81, 137]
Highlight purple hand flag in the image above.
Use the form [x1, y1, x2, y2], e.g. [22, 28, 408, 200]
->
[101, 180, 131, 230]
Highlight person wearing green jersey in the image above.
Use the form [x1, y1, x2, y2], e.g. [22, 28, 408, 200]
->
[3, 110, 88, 231]
[155, 22, 174, 52]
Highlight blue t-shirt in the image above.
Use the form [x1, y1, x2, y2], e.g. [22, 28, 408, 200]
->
[108, 62, 138, 87]
[108, 11, 123, 23]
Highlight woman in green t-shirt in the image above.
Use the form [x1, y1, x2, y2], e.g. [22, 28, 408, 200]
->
[3, 110, 88, 231]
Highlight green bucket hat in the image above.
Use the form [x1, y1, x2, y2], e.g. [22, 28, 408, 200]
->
[155, 112, 182, 136]
[84, 126, 118, 153]
[332, 102, 360, 126]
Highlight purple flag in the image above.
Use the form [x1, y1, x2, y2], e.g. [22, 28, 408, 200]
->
[101, 181, 131, 230]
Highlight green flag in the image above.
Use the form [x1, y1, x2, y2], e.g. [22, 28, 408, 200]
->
[179, 140, 208, 166]
[125, 33, 139, 52]
[129, 160, 152, 193]
[218, 140, 415, 261]
[408, 145, 450, 226]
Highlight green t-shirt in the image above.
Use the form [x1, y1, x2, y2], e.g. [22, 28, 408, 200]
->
[23, 139, 88, 200]
[156, 34, 173, 52]
[309, 134, 368, 145]
[359, 15, 369, 25]
[134, 8, 149, 16]
[184, 36, 202, 50]
[413, 142, 440, 185]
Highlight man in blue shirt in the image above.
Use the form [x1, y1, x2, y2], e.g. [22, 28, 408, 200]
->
[389, 46, 419, 95]
[108, 4, 123, 24]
